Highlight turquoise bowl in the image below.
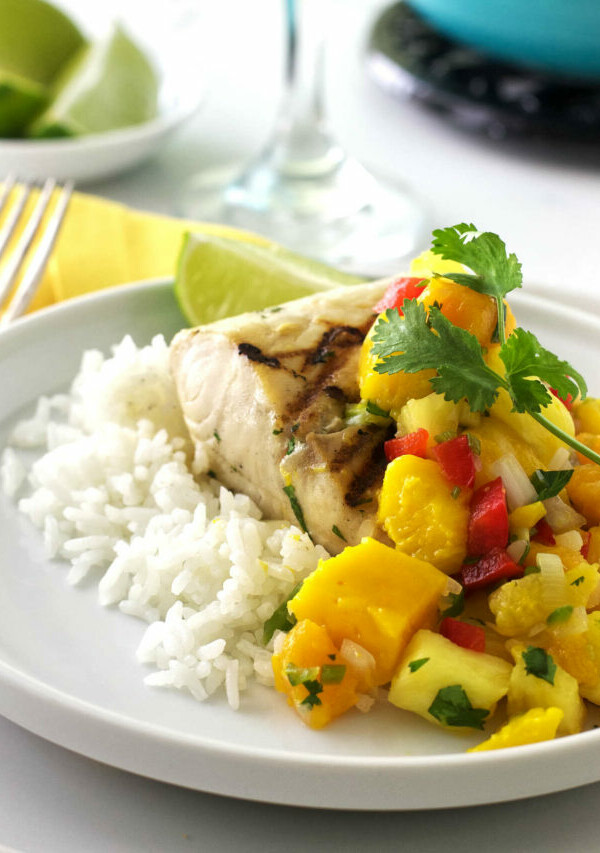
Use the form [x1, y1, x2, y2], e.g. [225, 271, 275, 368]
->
[407, 0, 600, 81]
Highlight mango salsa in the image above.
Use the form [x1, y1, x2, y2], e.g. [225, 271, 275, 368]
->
[287, 538, 448, 686]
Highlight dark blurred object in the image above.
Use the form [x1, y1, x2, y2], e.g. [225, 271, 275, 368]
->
[368, 2, 600, 141]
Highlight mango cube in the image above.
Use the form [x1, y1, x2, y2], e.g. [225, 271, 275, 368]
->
[272, 619, 361, 729]
[288, 537, 448, 686]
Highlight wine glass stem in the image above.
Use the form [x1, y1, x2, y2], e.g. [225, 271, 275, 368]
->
[267, 0, 344, 178]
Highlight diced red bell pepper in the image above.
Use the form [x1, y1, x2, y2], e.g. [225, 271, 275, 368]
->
[384, 429, 429, 462]
[460, 546, 523, 591]
[533, 517, 556, 546]
[374, 277, 426, 314]
[581, 531, 590, 560]
[467, 477, 509, 556]
[550, 388, 574, 411]
[432, 434, 476, 488]
[440, 617, 486, 652]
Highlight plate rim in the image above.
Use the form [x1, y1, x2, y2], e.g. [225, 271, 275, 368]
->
[2, 279, 600, 810]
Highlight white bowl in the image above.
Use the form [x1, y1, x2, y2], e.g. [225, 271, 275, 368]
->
[0, 95, 200, 185]
[0, 1, 203, 184]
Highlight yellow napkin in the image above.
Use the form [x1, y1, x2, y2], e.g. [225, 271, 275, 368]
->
[0, 184, 262, 314]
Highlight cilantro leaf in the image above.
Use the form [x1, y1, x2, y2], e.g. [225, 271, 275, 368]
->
[431, 223, 523, 301]
[300, 679, 323, 708]
[372, 302, 501, 412]
[262, 581, 303, 644]
[439, 589, 465, 619]
[547, 605, 573, 625]
[500, 328, 587, 412]
[283, 484, 308, 533]
[408, 657, 430, 673]
[428, 684, 489, 730]
[530, 469, 573, 501]
[522, 646, 557, 684]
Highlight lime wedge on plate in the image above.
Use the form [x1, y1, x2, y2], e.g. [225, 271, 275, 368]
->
[175, 232, 370, 325]
[29, 23, 158, 138]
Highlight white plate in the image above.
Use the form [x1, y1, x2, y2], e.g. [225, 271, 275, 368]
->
[2, 280, 600, 811]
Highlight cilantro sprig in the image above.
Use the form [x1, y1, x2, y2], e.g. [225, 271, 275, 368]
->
[371, 224, 600, 466]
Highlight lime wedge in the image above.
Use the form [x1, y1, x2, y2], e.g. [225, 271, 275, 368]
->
[174, 232, 369, 326]
[0, 0, 85, 86]
[0, 70, 47, 136]
[29, 23, 158, 138]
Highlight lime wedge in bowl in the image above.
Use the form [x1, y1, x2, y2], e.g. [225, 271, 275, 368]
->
[0, 71, 47, 137]
[29, 23, 158, 138]
[0, 0, 85, 135]
[174, 232, 370, 325]
[0, 0, 84, 86]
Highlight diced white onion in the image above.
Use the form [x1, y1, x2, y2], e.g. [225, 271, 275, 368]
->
[548, 447, 574, 471]
[536, 553, 564, 576]
[355, 693, 375, 714]
[339, 639, 376, 679]
[554, 530, 584, 551]
[507, 539, 528, 564]
[491, 453, 538, 510]
[272, 630, 287, 655]
[444, 576, 463, 596]
[544, 496, 587, 534]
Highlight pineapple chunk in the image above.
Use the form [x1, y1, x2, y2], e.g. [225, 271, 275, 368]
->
[485, 345, 575, 466]
[507, 643, 585, 735]
[358, 317, 434, 419]
[468, 415, 544, 488]
[272, 619, 361, 729]
[378, 455, 470, 574]
[389, 629, 512, 732]
[398, 393, 459, 446]
[490, 561, 598, 638]
[468, 707, 564, 752]
[288, 538, 448, 686]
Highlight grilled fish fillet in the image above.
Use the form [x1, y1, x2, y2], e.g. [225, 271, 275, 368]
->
[169, 281, 392, 554]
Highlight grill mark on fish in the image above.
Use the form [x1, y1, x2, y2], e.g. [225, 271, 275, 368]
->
[237, 343, 281, 368]
[344, 440, 388, 508]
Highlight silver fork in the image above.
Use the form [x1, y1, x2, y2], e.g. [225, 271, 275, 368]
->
[0, 176, 74, 326]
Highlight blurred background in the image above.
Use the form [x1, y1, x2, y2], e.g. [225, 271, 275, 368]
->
[69, 0, 600, 288]
[3, 0, 600, 287]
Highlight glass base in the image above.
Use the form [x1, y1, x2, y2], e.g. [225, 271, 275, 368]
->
[179, 151, 428, 277]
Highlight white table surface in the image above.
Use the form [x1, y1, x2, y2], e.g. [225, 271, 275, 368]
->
[3, 1, 600, 850]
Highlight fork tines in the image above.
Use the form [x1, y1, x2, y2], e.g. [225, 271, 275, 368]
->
[0, 176, 74, 325]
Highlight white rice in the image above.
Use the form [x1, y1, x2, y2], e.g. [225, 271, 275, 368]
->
[1, 334, 327, 707]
